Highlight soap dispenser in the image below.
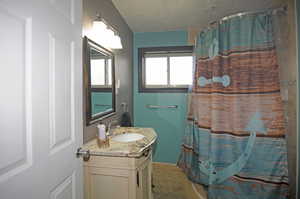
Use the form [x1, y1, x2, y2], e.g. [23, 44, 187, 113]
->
[96, 123, 109, 148]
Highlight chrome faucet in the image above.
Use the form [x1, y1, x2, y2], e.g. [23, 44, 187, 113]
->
[106, 119, 119, 136]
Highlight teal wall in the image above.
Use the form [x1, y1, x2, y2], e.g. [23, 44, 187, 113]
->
[91, 92, 112, 115]
[133, 31, 189, 163]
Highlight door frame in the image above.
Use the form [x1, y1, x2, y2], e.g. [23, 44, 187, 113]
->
[296, 0, 299, 197]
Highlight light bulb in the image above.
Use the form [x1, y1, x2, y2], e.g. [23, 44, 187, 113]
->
[111, 34, 123, 49]
[92, 20, 106, 32]
[91, 18, 123, 49]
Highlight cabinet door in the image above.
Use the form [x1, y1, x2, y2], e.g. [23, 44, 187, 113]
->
[85, 166, 130, 199]
[137, 155, 152, 199]
[136, 169, 143, 199]
[141, 163, 150, 199]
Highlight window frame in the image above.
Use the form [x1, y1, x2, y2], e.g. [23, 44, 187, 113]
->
[138, 46, 194, 93]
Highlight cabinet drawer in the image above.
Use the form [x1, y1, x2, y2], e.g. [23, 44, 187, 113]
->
[84, 149, 152, 169]
[84, 155, 132, 169]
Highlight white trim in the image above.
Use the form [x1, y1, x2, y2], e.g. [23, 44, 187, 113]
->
[144, 52, 192, 57]
[49, 33, 56, 151]
[145, 85, 190, 88]
[24, 16, 33, 175]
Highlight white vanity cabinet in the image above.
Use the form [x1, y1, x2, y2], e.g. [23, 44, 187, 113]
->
[84, 150, 153, 199]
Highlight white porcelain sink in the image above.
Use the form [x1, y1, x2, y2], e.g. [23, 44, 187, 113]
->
[111, 133, 145, 143]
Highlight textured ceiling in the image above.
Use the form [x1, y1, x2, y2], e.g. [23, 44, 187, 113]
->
[111, 0, 285, 32]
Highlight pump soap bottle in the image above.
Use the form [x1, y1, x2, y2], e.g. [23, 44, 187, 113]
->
[97, 124, 109, 148]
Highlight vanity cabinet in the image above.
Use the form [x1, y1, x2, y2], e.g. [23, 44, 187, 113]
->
[84, 150, 152, 199]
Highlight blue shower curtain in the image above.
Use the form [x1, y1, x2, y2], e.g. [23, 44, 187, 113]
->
[178, 11, 289, 199]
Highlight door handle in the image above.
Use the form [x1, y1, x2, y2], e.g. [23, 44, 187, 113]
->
[76, 147, 90, 161]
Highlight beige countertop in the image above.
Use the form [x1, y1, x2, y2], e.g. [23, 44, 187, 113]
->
[82, 127, 157, 158]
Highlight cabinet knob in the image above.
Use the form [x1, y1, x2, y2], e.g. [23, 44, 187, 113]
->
[143, 149, 150, 157]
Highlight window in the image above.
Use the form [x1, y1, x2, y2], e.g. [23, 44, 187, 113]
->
[91, 59, 105, 86]
[90, 46, 113, 92]
[91, 58, 112, 87]
[138, 46, 194, 92]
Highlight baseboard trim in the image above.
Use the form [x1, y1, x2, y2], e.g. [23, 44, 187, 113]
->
[152, 162, 177, 166]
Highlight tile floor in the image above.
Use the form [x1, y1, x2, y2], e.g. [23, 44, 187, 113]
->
[152, 162, 207, 199]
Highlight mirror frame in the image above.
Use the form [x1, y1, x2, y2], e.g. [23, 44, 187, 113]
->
[83, 36, 116, 125]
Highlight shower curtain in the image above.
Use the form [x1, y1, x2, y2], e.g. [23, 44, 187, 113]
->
[178, 11, 289, 199]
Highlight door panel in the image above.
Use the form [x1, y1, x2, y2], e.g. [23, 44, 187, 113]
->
[49, 34, 75, 155]
[50, 173, 76, 199]
[0, 1, 83, 199]
[0, 7, 32, 183]
[50, 0, 75, 24]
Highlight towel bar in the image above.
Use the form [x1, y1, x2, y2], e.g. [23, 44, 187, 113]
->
[95, 104, 111, 107]
[146, 105, 178, 109]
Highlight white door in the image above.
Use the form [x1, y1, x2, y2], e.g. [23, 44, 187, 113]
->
[0, 0, 83, 199]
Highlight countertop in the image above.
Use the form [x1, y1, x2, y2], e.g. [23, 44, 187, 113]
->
[82, 127, 157, 158]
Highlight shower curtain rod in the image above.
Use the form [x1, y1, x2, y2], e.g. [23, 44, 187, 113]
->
[209, 6, 287, 25]
[193, 6, 287, 45]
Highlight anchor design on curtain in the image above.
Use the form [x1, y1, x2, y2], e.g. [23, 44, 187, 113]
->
[197, 111, 266, 185]
[178, 11, 289, 199]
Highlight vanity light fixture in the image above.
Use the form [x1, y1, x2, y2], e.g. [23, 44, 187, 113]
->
[92, 14, 123, 49]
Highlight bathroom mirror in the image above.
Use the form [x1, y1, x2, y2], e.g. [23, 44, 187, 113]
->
[83, 36, 116, 125]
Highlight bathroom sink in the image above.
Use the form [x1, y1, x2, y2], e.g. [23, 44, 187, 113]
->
[111, 133, 145, 143]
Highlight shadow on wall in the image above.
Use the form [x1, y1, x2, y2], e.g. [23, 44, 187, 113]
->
[82, 0, 133, 143]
